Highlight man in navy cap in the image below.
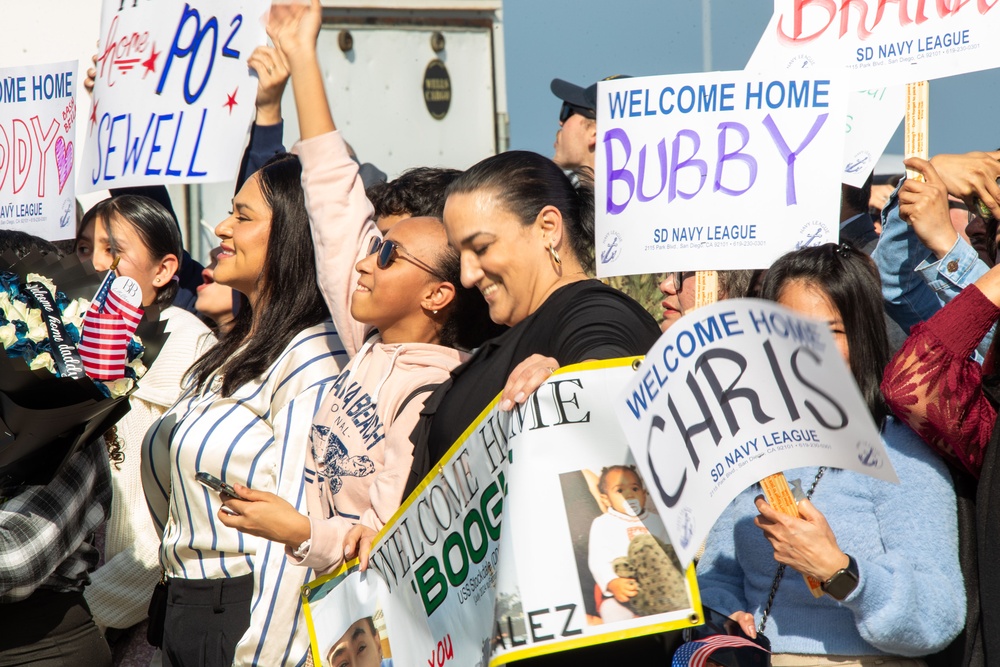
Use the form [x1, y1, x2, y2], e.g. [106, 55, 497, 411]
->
[550, 75, 630, 171]
[549, 75, 665, 320]
[550, 78, 599, 170]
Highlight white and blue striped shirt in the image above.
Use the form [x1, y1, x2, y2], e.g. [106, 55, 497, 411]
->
[142, 322, 346, 667]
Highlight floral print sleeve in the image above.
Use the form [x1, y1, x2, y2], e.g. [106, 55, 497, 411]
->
[881, 284, 1000, 477]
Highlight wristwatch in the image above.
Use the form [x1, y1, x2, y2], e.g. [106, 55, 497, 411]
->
[821, 554, 859, 601]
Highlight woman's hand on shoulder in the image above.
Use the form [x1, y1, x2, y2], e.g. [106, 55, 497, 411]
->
[216, 483, 311, 549]
[753, 496, 849, 583]
[343, 524, 379, 571]
[499, 354, 559, 411]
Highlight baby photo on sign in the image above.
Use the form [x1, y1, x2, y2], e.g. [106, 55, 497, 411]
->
[559, 465, 689, 625]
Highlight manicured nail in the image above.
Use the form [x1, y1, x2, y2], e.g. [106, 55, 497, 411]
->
[499, 399, 513, 411]
[514, 392, 525, 403]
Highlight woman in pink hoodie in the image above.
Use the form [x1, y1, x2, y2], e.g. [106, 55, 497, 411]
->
[216, 1, 499, 576]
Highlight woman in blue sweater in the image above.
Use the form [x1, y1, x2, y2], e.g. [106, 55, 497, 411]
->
[697, 243, 964, 665]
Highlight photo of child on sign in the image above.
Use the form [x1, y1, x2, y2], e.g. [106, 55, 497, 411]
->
[560, 465, 689, 625]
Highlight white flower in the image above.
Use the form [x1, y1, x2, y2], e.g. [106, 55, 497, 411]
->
[29, 352, 55, 373]
[103, 377, 135, 398]
[0, 323, 16, 348]
[5, 297, 31, 324]
[26, 273, 57, 296]
[0, 292, 22, 321]
[61, 298, 89, 329]
[127, 356, 148, 379]
[24, 308, 47, 343]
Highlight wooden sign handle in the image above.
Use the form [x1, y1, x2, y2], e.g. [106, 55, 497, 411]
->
[904, 81, 929, 182]
[760, 472, 825, 598]
[693, 270, 719, 309]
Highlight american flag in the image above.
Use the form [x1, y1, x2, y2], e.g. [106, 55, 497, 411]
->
[80, 273, 144, 380]
[80, 310, 130, 380]
[671, 634, 769, 667]
[105, 286, 143, 336]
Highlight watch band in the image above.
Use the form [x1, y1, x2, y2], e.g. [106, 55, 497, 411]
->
[292, 538, 311, 559]
[821, 554, 859, 601]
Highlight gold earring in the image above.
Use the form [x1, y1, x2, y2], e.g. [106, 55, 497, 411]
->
[548, 242, 562, 266]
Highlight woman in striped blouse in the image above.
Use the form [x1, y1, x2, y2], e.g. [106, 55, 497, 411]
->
[141, 153, 345, 667]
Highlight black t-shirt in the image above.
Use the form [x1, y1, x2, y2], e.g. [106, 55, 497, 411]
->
[408, 279, 660, 486]
[407, 280, 676, 665]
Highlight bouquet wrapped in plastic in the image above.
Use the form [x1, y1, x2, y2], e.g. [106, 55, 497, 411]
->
[0, 249, 165, 488]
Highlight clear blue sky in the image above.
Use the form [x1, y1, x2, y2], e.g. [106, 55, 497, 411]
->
[502, 0, 1000, 162]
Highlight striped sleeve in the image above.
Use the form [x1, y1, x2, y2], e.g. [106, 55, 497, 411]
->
[233, 382, 330, 667]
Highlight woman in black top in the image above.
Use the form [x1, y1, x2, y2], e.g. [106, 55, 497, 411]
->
[406, 151, 669, 666]
[417, 150, 660, 458]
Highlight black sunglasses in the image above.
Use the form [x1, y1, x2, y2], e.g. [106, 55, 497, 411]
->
[669, 271, 696, 292]
[367, 237, 447, 281]
[559, 101, 596, 124]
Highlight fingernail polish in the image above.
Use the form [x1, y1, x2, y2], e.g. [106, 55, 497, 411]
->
[500, 399, 512, 411]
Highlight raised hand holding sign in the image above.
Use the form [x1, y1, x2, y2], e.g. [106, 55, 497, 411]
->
[80, 0, 270, 193]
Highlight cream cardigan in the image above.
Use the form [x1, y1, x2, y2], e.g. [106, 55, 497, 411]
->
[84, 306, 215, 630]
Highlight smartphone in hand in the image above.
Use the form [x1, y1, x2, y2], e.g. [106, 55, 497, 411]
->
[195, 472, 247, 500]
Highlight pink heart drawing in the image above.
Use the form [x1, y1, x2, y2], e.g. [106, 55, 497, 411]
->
[55, 136, 73, 195]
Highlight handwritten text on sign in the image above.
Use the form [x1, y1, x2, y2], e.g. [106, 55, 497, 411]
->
[614, 299, 894, 568]
[0, 61, 77, 241]
[750, 0, 1000, 87]
[79, 0, 268, 193]
[595, 71, 846, 276]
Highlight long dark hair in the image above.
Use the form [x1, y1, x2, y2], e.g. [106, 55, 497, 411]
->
[80, 195, 182, 306]
[760, 242, 890, 427]
[187, 153, 330, 396]
[445, 151, 596, 272]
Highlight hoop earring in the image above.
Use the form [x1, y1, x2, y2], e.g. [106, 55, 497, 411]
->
[548, 242, 562, 267]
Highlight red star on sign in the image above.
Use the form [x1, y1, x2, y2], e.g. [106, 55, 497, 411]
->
[89, 99, 99, 134]
[224, 88, 238, 114]
[142, 44, 160, 79]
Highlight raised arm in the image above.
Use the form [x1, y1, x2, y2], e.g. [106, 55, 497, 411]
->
[268, 0, 376, 356]
[236, 46, 290, 190]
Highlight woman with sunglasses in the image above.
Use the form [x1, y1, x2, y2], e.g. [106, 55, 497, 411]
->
[215, 1, 498, 581]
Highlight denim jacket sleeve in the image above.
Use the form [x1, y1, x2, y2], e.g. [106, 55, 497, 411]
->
[872, 180, 993, 361]
[915, 237, 989, 304]
[915, 237, 993, 358]
[872, 182, 942, 337]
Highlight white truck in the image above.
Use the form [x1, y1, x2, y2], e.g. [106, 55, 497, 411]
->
[3, 0, 508, 258]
